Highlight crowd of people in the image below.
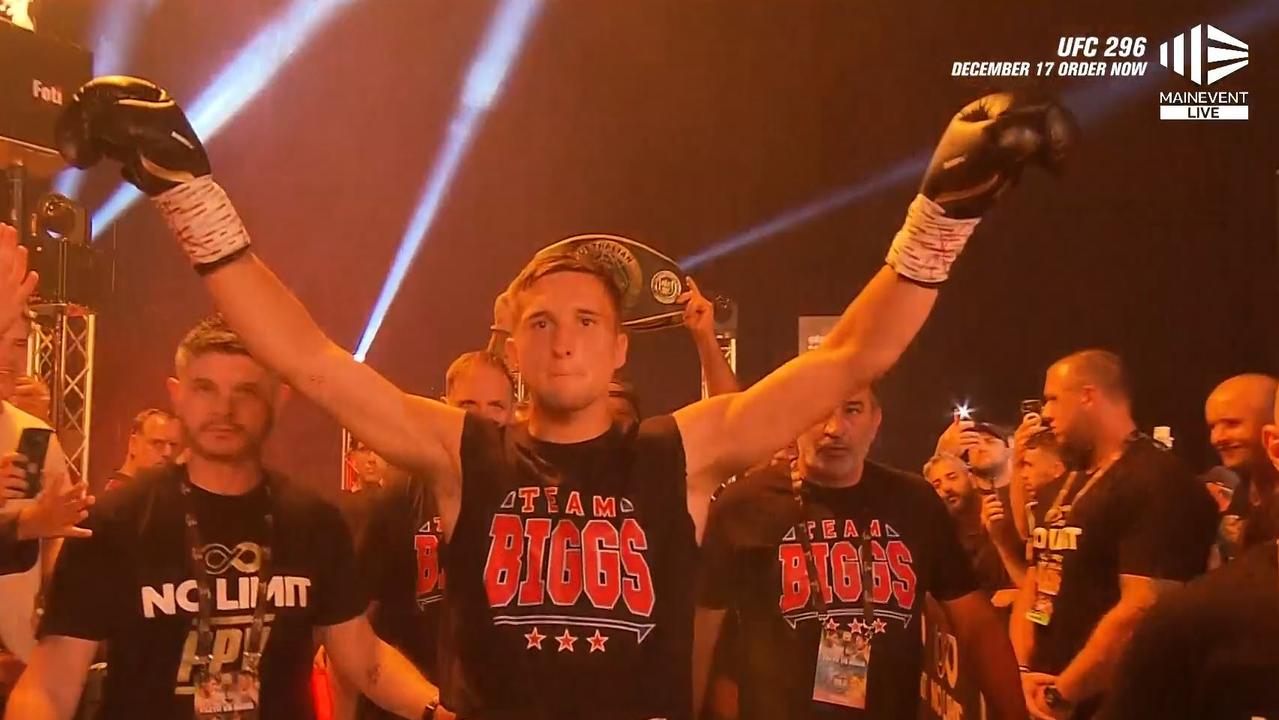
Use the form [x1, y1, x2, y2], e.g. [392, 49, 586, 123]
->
[0, 74, 1272, 720]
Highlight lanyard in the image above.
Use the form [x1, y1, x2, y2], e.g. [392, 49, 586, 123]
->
[1043, 434, 1139, 527]
[179, 476, 275, 674]
[792, 481, 876, 624]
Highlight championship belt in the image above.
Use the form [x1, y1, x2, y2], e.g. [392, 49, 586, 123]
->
[535, 234, 686, 332]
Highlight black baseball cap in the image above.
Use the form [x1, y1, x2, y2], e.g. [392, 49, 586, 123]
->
[972, 422, 1012, 443]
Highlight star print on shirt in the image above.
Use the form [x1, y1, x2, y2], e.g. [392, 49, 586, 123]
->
[556, 629, 578, 652]
[524, 627, 546, 650]
[587, 629, 609, 653]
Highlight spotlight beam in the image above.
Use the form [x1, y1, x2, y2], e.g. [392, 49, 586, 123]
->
[681, 150, 928, 270]
[353, 0, 543, 362]
[90, 0, 358, 239]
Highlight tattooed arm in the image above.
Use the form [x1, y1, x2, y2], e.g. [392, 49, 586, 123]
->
[322, 615, 440, 719]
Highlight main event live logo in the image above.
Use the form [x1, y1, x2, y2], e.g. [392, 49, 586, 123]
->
[1156, 23, 1249, 121]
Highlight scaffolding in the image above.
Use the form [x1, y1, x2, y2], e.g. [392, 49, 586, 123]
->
[27, 303, 96, 485]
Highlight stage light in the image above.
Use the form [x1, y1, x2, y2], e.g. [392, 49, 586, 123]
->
[90, 0, 358, 239]
[353, 0, 543, 362]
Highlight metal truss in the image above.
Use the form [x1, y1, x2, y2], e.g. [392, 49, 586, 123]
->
[27, 303, 96, 485]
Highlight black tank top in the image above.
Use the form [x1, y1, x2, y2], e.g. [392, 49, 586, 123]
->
[442, 414, 695, 720]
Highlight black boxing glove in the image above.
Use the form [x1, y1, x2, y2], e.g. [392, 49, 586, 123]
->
[920, 93, 1075, 219]
[56, 75, 210, 196]
[886, 93, 1076, 285]
[57, 76, 250, 269]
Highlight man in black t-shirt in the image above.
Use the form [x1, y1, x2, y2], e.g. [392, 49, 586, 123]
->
[1012, 426, 1068, 537]
[923, 452, 1016, 596]
[353, 473, 448, 720]
[5, 317, 439, 720]
[338, 442, 391, 548]
[102, 409, 183, 493]
[345, 351, 515, 720]
[1013, 350, 1217, 719]
[58, 77, 1072, 719]
[968, 423, 1015, 494]
[697, 388, 1025, 720]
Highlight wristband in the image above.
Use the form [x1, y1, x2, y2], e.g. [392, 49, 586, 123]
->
[885, 194, 980, 285]
[152, 176, 252, 267]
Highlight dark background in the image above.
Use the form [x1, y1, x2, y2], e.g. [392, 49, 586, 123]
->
[19, 0, 1279, 496]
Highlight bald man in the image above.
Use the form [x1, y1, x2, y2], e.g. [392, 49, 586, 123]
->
[1100, 385, 1279, 720]
[1012, 349, 1216, 719]
[1204, 374, 1278, 555]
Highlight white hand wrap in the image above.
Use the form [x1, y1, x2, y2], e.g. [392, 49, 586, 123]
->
[151, 176, 252, 267]
[884, 194, 980, 285]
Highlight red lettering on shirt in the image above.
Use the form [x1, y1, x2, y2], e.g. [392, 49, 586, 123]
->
[776, 522, 920, 618]
[778, 544, 809, 613]
[415, 534, 442, 596]
[517, 518, 553, 606]
[829, 540, 861, 603]
[582, 520, 621, 609]
[869, 541, 892, 604]
[886, 540, 917, 608]
[619, 518, 655, 616]
[592, 496, 617, 518]
[518, 487, 540, 513]
[485, 514, 523, 606]
[565, 491, 584, 517]
[481, 513, 655, 617]
[547, 520, 584, 606]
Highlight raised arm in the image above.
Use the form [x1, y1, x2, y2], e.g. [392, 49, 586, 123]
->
[56, 77, 466, 524]
[198, 255, 463, 475]
[0, 225, 38, 336]
[676, 94, 1076, 490]
[677, 268, 935, 485]
[680, 278, 739, 397]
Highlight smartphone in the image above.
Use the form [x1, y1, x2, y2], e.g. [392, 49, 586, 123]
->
[16, 427, 54, 498]
[1020, 399, 1043, 419]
